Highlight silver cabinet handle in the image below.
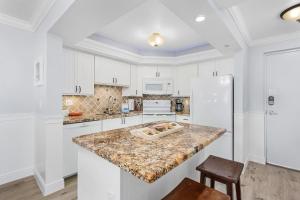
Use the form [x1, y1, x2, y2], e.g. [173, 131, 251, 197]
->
[116, 78, 118, 84]
[136, 90, 138, 95]
[216, 71, 218, 76]
[79, 86, 81, 93]
[178, 90, 179, 95]
[75, 86, 78, 93]
[213, 72, 215, 77]
[113, 78, 115, 83]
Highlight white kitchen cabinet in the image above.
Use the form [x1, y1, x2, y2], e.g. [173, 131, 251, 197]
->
[102, 115, 142, 131]
[142, 114, 176, 123]
[63, 121, 102, 177]
[176, 115, 191, 123]
[63, 49, 95, 95]
[198, 58, 234, 78]
[157, 66, 175, 78]
[174, 64, 198, 97]
[95, 56, 130, 87]
[198, 60, 216, 78]
[139, 65, 157, 78]
[123, 65, 143, 96]
[215, 58, 234, 76]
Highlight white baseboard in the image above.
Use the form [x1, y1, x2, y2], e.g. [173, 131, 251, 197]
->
[34, 170, 65, 196]
[248, 154, 266, 165]
[0, 166, 33, 185]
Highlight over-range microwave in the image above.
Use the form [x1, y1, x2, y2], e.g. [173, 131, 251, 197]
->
[143, 79, 173, 95]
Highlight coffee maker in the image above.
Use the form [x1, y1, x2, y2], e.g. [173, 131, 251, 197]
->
[175, 99, 184, 112]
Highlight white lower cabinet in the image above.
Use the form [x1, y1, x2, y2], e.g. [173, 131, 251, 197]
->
[102, 115, 142, 131]
[63, 121, 102, 177]
[142, 114, 176, 123]
[176, 115, 191, 123]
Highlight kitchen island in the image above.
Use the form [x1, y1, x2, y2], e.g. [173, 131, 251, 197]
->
[73, 122, 227, 200]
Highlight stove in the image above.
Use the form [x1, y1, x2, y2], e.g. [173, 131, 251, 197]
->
[142, 100, 175, 115]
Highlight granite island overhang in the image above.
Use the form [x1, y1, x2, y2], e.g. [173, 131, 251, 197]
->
[73, 122, 227, 200]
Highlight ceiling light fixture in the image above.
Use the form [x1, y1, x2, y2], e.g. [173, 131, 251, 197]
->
[148, 33, 164, 47]
[195, 15, 206, 22]
[280, 3, 300, 22]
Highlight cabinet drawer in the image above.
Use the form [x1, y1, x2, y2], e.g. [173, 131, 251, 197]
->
[176, 115, 191, 123]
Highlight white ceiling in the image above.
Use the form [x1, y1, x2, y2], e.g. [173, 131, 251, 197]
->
[0, 0, 55, 31]
[92, 0, 210, 55]
[0, 0, 46, 21]
[236, 0, 300, 42]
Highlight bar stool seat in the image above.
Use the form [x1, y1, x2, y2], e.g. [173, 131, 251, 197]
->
[162, 178, 230, 200]
[196, 155, 244, 200]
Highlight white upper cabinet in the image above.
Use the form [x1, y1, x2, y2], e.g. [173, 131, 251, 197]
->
[76, 52, 95, 95]
[198, 60, 216, 78]
[157, 66, 175, 79]
[215, 58, 234, 76]
[95, 56, 130, 87]
[63, 49, 94, 96]
[122, 65, 142, 97]
[63, 49, 76, 94]
[198, 58, 234, 78]
[139, 65, 157, 78]
[174, 64, 198, 97]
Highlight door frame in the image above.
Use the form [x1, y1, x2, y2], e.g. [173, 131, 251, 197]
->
[264, 47, 300, 165]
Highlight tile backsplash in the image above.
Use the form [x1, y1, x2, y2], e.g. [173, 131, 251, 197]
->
[63, 85, 190, 115]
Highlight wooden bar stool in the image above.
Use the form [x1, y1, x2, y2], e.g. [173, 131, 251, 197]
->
[196, 155, 244, 200]
[162, 178, 230, 200]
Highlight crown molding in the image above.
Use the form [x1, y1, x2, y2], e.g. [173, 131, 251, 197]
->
[0, 13, 32, 31]
[74, 39, 223, 65]
[0, 0, 56, 32]
[31, 0, 57, 32]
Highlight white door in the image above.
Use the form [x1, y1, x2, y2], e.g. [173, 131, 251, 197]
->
[266, 50, 300, 170]
[76, 52, 94, 95]
[114, 61, 130, 86]
[198, 60, 215, 78]
[63, 49, 76, 94]
[215, 58, 234, 76]
[95, 56, 115, 85]
[174, 64, 198, 96]
[157, 66, 175, 79]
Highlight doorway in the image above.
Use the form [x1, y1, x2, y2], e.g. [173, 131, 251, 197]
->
[265, 49, 300, 170]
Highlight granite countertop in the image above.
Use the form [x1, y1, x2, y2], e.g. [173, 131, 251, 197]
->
[63, 111, 142, 125]
[73, 122, 226, 183]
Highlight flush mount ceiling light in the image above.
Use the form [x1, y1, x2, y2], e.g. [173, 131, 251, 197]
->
[195, 15, 206, 22]
[280, 3, 300, 22]
[148, 33, 164, 47]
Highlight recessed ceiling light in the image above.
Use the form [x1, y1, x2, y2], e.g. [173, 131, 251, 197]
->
[280, 3, 300, 22]
[195, 15, 206, 22]
[148, 33, 164, 47]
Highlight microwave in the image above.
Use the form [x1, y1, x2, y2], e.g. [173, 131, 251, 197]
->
[143, 79, 173, 95]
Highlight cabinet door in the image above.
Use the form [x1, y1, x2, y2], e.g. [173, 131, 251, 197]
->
[216, 58, 234, 76]
[125, 116, 142, 127]
[95, 56, 115, 85]
[123, 65, 139, 96]
[102, 118, 124, 131]
[63, 121, 102, 177]
[157, 66, 175, 79]
[139, 65, 157, 78]
[76, 52, 95, 95]
[63, 49, 76, 94]
[114, 61, 130, 86]
[198, 60, 215, 78]
[175, 64, 198, 96]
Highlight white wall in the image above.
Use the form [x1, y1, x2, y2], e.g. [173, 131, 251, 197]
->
[246, 38, 300, 164]
[0, 24, 37, 184]
[0, 24, 36, 114]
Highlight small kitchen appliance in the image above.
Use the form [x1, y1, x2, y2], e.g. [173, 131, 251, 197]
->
[175, 99, 184, 112]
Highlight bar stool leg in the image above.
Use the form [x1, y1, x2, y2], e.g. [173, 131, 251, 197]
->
[210, 179, 215, 189]
[200, 173, 206, 185]
[226, 183, 233, 200]
[236, 180, 241, 200]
